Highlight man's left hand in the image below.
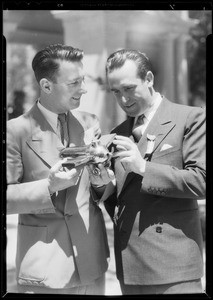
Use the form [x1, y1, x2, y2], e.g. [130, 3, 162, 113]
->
[112, 135, 146, 176]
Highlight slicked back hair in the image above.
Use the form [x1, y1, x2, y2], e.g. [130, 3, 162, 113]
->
[32, 44, 84, 83]
[106, 49, 153, 81]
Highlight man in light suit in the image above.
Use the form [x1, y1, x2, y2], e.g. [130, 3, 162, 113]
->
[6, 44, 114, 294]
[100, 49, 206, 294]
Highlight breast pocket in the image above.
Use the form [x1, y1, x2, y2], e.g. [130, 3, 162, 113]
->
[153, 145, 180, 159]
[152, 146, 183, 168]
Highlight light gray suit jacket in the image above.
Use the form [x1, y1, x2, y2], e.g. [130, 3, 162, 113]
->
[7, 102, 109, 289]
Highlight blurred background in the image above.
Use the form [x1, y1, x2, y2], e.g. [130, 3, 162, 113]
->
[3, 10, 211, 295]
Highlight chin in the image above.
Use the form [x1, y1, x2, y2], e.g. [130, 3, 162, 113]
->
[126, 111, 137, 118]
[71, 103, 80, 110]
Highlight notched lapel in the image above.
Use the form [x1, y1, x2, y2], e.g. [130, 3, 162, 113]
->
[67, 111, 85, 146]
[26, 105, 62, 168]
[119, 98, 176, 197]
[26, 134, 62, 169]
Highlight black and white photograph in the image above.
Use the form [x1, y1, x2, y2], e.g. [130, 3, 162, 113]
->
[2, 5, 211, 296]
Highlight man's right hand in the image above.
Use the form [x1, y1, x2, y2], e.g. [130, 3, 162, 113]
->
[48, 159, 82, 194]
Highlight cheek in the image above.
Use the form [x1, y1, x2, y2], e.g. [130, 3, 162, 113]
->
[116, 96, 124, 107]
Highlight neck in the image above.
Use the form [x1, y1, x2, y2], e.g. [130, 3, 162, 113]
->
[39, 95, 60, 114]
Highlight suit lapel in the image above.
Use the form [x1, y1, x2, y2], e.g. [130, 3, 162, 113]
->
[67, 111, 85, 146]
[119, 98, 176, 197]
[26, 104, 64, 168]
[113, 117, 134, 196]
[26, 106, 88, 169]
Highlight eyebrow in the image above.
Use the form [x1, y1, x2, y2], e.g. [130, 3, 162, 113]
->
[67, 75, 85, 83]
[110, 83, 136, 90]
[122, 83, 136, 87]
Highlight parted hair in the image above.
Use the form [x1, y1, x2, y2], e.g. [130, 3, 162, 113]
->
[32, 44, 84, 83]
[106, 49, 153, 80]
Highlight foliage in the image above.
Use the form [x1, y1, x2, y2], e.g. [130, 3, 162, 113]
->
[7, 44, 38, 110]
[187, 11, 212, 106]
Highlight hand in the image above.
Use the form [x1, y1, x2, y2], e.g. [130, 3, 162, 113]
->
[48, 159, 83, 194]
[86, 163, 115, 187]
[113, 135, 146, 176]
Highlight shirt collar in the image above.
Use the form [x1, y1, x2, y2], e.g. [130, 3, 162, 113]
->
[37, 100, 58, 133]
[135, 93, 162, 124]
[144, 93, 162, 122]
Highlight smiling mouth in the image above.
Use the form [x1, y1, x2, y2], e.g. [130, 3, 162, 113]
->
[72, 97, 80, 100]
[125, 103, 135, 108]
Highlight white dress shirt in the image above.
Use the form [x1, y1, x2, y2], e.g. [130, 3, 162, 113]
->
[133, 93, 162, 135]
[37, 100, 66, 140]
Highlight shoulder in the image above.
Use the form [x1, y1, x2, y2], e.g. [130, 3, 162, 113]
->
[7, 112, 31, 133]
[71, 110, 99, 127]
[7, 104, 40, 140]
[164, 98, 205, 121]
[71, 110, 101, 138]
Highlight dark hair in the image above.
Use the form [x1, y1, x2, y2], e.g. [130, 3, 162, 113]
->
[106, 49, 153, 80]
[32, 44, 84, 83]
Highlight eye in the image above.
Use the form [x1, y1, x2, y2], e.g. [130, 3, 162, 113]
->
[124, 86, 134, 91]
[69, 81, 79, 85]
[112, 90, 120, 95]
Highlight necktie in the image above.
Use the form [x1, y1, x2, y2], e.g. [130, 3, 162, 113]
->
[132, 114, 145, 142]
[58, 113, 69, 146]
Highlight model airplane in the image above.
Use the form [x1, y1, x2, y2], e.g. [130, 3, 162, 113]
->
[59, 134, 116, 174]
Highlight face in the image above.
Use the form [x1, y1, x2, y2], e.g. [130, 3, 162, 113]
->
[42, 60, 87, 114]
[107, 60, 154, 117]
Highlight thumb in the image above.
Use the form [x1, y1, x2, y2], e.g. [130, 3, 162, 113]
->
[107, 168, 115, 179]
[51, 158, 67, 173]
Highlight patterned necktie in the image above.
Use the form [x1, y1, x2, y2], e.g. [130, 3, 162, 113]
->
[132, 114, 145, 142]
[58, 113, 69, 147]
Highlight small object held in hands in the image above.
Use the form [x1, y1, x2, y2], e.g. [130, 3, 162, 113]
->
[59, 134, 116, 169]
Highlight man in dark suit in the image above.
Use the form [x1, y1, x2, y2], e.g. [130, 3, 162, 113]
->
[100, 49, 206, 294]
[6, 44, 114, 294]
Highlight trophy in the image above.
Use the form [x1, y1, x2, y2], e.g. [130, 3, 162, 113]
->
[59, 134, 116, 175]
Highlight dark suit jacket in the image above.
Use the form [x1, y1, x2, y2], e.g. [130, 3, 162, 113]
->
[7, 102, 109, 290]
[105, 98, 205, 285]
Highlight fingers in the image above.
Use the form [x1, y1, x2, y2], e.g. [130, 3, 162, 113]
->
[113, 135, 134, 150]
[115, 135, 130, 140]
[50, 159, 67, 173]
[113, 150, 132, 158]
[115, 135, 133, 142]
[107, 168, 115, 180]
[51, 159, 82, 179]
[114, 144, 127, 151]
[66, 167, 79, 178]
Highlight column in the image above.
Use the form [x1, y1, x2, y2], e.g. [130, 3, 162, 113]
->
[175, 34, 190, 105]
[159, 34, 177, 102]
[103, 11, 128, 130]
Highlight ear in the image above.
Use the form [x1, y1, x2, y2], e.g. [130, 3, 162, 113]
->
[145, 71, 154, 87]
[39, 78, 53, 94]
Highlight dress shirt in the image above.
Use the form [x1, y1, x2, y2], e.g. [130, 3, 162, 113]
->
[133, 93, 162, 135]
[37, 100, 67, 139]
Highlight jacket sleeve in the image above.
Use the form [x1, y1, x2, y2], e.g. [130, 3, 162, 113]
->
[142, 107, 206, 199]
[7, 120, 55, 214]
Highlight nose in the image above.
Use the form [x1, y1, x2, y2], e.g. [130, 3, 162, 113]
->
[121, 94, 129, 104]
[80, 80, 87, 94]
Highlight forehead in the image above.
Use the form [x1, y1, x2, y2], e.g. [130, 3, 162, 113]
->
[56, 60, 84, 81]
[108, 60, 139, 84]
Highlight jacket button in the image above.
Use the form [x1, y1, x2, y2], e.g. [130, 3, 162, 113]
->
[156, 226, 162, 233]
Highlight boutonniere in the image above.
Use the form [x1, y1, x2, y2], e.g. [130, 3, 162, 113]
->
[145, 134, 156, 154]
